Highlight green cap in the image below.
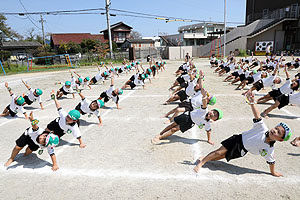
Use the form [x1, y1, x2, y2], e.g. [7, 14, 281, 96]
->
[104, 71, 108, 76]
[141, 74, 145, 79]
[147, 68, 152, 73]
[65, 81, 71, 86]
[35, 88, 43, 96]
[136, 61, 140, 65]
[110, 68, 114, 71]
[97, 99, 105, 108]
[279, 122, 292, 141]
[16, 96, 25, 106]
[209, 96, 216, 105]
[78, 78, 83, 83]
[253, 70, 258, 74]
[45, 133, 59, 147]
[213, 108, 223, 120]
[68, 109, 81, 120]
[85, 77, 90, 81]
[145, 74, 149, 78]
[118, 89, 123, 95]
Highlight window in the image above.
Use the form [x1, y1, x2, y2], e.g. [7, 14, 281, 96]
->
[207, 27, 214, 32]
[263, 9, 269, 17]
[118, 32, 126, 41]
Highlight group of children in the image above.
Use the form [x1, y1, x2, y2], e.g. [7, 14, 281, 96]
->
[2, 58, 167, 171]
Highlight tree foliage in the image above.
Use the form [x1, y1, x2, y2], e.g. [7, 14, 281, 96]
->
[130, 30, 142, 39]
[0, 14, 22, 40]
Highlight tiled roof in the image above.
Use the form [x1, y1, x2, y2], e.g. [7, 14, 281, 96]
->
[100, 21, 133, 33]
[1, 41, 41, 48]
[51, 33, 107, 45]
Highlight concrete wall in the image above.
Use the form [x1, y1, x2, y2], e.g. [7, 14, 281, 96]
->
[247, 23, 283, 51]
[168, 46, 193, 60]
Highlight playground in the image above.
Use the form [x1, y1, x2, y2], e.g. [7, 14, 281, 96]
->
[0, 58, 300, 199]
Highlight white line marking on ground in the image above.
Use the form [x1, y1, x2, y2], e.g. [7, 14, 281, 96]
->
[191, 126, 201, 161]
[0, 75, 54, 87]
[281, 108, 300, 121]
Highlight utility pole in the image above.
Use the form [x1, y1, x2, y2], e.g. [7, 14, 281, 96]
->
[105, 0, 113, 59]
[39, 15, 46, 45]
[223, 0, 227, 58]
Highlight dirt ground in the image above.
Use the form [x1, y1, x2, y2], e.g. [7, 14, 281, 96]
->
[0, 58, 299, 200]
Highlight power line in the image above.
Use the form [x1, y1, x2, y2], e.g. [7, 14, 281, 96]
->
[18, 0, 41, 30]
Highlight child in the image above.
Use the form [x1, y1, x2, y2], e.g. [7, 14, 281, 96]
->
[99, 76, 123, 109]
[121, 73, 145, 90]
[21, 79, 44, 110]
[46, 91, 86, 148]
[75, 92, 104, 126]
[4, 112, 59, 171]
[193, 91, 292, 177]
[152, 87, 223, 145]
[257, 66, 300, 104]
[56, 81, 75, 99]
[90, 65, 109, 85]
[260, 91, 300, 118]
[1, 82, 28, 119]
[291, 137, 300, 147]
[72, 71, 91, 89]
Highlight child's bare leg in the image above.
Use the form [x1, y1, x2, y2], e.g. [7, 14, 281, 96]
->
[261, 100, 280, 117]
[24, 147, 33, 156]
[257, 95, 272, 104]
[167, 107, 185, 123]
[240, 81, 248, 90]
[193, 146, 227, 173]
[4, 146, 23, 167]
[0, 108, 9, 117]
[163, 106, 178, 118]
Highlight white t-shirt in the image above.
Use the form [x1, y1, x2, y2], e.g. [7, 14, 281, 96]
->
[190, 107, 211, 131]
[279, 79, 293, 95]
[62, 85, 74, 94]
[210, 57, 216, 62]
[27, 88, 42, 103]
[289, 92, 300, 106]
[242, 120, 275, 163]
[185, 79, 197, 97]
[79, 76, 90, 87]
[80, 98, 100, 117]
[228, 63, 236, 71]
[190, 91, 203, 109]
[133, 75, 145, 86]
[106, 85, 119, 103]
[253, 71, 263, 82]
[25, 127, 55, 155]
[262, 75, 276, 89]
[9, 94, 26, 114]
[182, 74, 190, 82]
[57, 108, 81, 138]
[95, 72, 105, 82]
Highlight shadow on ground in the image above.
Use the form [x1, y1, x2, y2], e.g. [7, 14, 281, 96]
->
[6, 153, 52, 170]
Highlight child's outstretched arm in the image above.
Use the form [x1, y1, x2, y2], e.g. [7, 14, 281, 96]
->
[78, 92, 85, 100]
[21, 79, 30, 90]
[50, 90, 62, 109]
[74, 71, 81, 77]
[201, 88, 208, 109]
[246, 91, 260, 119]
[69, 70, 74, 78]
[269, 163, 282, 177]
[5, 82, 13, 95]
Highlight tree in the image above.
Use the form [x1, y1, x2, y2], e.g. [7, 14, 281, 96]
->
[80, 39, 99, 53]
[0, 14, 22, 40]
[130, 30, 142, 39]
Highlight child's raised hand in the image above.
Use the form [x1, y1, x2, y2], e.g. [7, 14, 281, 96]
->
[246, 90, 255, 104]
[5, 82, 8, 88]
[201, 88, 207, 97]
[199, 70, 204, 77]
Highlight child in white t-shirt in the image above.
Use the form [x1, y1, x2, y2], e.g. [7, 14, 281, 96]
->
[152, 87, 223, 145]
[1, 82, 28, 119]
[4, 112, 59, 171]
[21, 79, 44, 110]
[194, 91, 292, 177]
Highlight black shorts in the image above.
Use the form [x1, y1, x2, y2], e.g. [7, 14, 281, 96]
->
[268, 66, 275, 71]
[268, 89, 282, 100]
[59, 87, 69, 95]
[231, 71, 239, 78]
[224, 66, 231, 73]
[294, 63, 299, 69]
[253, 62, 259, 66]
[221, 134, 248, 162]
[128, 81, 136, 89]
[75, 103, 86, 115]
[180, 82, 188, 89]
[253, 80, 264, 91]
[129, 75, 135, 82]
[245, 76, 254, 84]
[118, 68, 123, 73]
[24, 95, 33, 105]
[174, 113, 194, 133]
[295, 73, 300, 79]
[239, 74, 246, 82]
[276, 94, 290, 109]
[6, 105, 17, 117]
[16, 131, 39, 151]
[178, 101, 193, 112]
[286, 62, 292, 67]
[176, 90, 188, 102]
[100, 92, 110, 102]
[178, 66, 184, 71]
[219, 64, 224, 69]
[46, 118, 65, 138]
[176, 76, 185, 85]
[91, 76, 97, 84]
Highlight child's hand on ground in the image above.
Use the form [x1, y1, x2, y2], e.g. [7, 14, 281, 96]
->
[272, 171, 283, 177]
[52, 165, 59, 171]
[79, 143, 86, 148]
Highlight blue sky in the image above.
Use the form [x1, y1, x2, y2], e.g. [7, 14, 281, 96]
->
[1, 0, 246, 38]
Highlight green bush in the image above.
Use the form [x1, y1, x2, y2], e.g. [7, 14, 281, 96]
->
[34, 52, 56, 65]
[0, 50, 11, 61]
[238, 49, 248, 57]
